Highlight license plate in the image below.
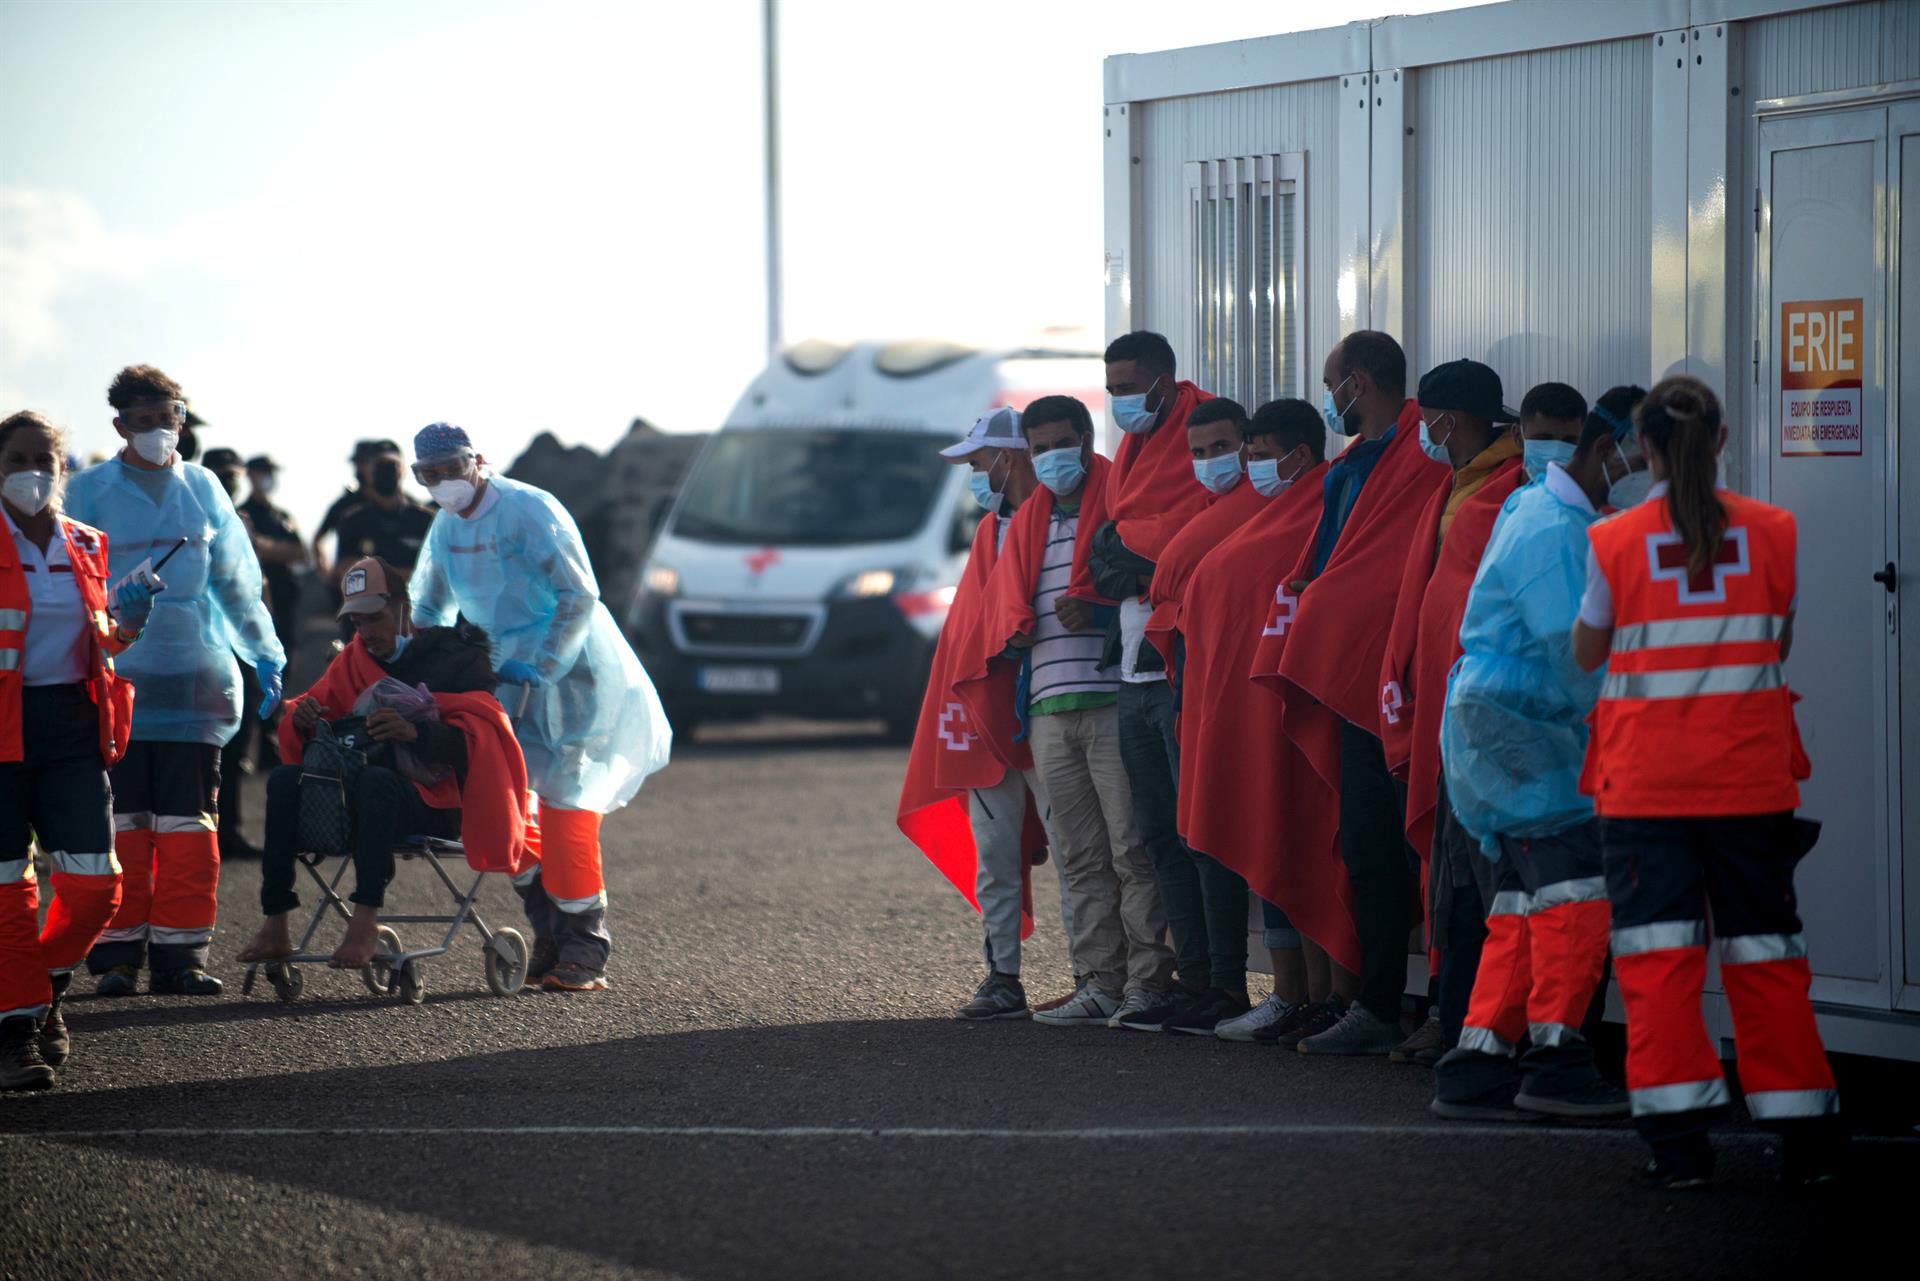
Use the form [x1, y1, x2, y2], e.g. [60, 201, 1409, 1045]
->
[697, 666, 780, 695]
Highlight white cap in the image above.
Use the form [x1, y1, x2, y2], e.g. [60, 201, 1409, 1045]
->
[939, 407, 1024, 460]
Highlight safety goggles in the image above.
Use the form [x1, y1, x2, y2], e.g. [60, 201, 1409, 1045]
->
[118, 401, 187, 433]
[411, 450, 476, 486]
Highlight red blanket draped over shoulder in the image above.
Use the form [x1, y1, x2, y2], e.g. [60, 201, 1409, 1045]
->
[896, 510, 1045, 928]
[1067, 383, 1212, 602]
[1378, 457, 1526, 865]
[278, 637, 535, 875]
[1177, 467, 1359, 971]
[1251, 402, 1450, 792]
[1143, 480, 1265, 680]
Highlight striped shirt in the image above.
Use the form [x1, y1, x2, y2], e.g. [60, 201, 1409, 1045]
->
[1028, 507, 1117, 712]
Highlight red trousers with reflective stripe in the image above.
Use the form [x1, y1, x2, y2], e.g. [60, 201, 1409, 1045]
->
[40, 867, 122, 974]
[0, 877, 47, 1017]
[537, 804, 604, 909]
[1465, 900, 1610, 1046]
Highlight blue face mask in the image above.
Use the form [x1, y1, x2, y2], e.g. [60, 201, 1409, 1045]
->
[968, 470, 1003, 514]
[1032, 446, 1087, 496]
[1110, 375, 1165, 435]
[1321, 375, 1355, 436]
[1191, 451, 1243, 495]
[1522, 437, 1576, 477]
[1248, 454, 1303, 498]
[1419, 413, 1456, 465]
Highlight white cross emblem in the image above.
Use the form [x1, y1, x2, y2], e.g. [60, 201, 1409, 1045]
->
[938, 701, 972, 751]
[1261, 586, 1300, 638]
[1646, 527, 1749, 605]
[1381, 679, 1405, 726]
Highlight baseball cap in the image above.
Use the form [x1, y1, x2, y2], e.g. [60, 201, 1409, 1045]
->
[245, 454, 280, 473]
[200, 447, 243, 471]
[337, 557, 397, 618]
[939, 407, 1024, 460]
[350, 439, 403, 464]
[1417, 360, 1518, 423]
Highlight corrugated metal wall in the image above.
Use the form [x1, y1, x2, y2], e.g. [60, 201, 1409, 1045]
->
[1742, 0, 1920, 102]
[1137, 81, 1344, 398]
[1410, 38, 1653, 404]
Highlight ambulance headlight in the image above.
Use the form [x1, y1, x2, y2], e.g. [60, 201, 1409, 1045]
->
[642, 563, 680, 596]
[835, 568, 900, 600]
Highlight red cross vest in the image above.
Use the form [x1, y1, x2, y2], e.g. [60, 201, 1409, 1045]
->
[1580, 490, 1806, 817]
[0, 514, 134, 765]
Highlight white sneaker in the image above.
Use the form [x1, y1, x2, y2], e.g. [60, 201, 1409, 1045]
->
[1104, 987, 1159, 1030]
[1215, 991, 1291, 1042]
[1032, 984, 1121, 1027]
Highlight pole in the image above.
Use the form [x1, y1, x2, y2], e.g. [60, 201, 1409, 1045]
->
[762, 0, 783, 356]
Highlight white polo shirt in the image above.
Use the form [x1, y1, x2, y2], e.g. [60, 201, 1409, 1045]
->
[4, 507, 89, 686]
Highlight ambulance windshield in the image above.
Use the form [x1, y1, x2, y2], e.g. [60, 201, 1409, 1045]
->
[672, 428, 951, 547]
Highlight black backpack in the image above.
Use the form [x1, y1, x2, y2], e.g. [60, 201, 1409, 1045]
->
[297, 717, 396, 855]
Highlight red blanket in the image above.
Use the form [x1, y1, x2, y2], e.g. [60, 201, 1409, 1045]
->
[1251, 401, 1451, 791]
[1176, 466, 1358, 972]
[1067, 382, 1212, 601]
[896, 510, 1045, 928]
[1379, 457, 1526, 865]
[1143, 479, 1265, 681]
[279, 637, 535, 874]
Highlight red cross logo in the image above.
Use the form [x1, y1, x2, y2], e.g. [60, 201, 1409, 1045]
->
[1262, 585, 1300, 638]
[1381, 679, 1405, 726]
[745, 547, 780, 578]
[1646, 528, 1748, 604]
[938, 701, 973, 750]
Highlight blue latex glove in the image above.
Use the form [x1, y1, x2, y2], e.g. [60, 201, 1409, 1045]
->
[112, 577, 159, 631]
[256, 659, 284, 720]
[496, 658, 543, 686]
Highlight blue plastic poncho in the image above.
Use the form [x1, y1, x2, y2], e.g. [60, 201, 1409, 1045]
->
[63, 458, 286, 746]
[410, 474, 670, 813]
[1440, 467, 1604, 853]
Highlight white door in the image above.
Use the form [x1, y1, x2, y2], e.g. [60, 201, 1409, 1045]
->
[1895, 99, 1920, 1012]
[1758, 106, 1892, 1011]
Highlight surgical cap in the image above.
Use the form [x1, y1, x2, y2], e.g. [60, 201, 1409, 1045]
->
[414, 422, 474, 464]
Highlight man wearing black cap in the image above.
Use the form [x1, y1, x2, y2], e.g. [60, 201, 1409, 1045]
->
[323, 441, 435, 587]
[314, 440, 399, 576]
[240, 455, 307, 656]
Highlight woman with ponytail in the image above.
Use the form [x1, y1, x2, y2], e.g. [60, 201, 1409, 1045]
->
[1570, 376, 1844, 1189]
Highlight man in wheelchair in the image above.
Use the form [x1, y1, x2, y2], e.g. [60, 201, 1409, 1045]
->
[237, 557, 530, 970]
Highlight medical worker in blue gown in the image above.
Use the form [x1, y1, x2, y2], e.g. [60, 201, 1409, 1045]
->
[407, 423, 670, 991]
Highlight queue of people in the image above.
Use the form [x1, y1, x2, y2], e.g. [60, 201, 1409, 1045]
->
[0, 369, 670, 1092]
[899, 329, 1847, 1188]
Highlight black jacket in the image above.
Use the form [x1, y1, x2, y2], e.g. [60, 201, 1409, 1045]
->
[1087, 521, 1162, 674]
[372, 623, 496, 774]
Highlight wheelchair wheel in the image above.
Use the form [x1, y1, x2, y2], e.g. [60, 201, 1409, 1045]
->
[484, 928, 530, 997]
[397, 959, 426, 1005]
[268, 962, 303, 1003]
[362, 925, 402, 995]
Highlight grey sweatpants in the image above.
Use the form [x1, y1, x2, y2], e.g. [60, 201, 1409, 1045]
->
[970, 766, 1070, 976]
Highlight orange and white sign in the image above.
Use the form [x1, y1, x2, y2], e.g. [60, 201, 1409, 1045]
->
[1779, 298, 1863, 456]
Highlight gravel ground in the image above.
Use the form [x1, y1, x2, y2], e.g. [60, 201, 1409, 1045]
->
[0, 720, 1909, 1280]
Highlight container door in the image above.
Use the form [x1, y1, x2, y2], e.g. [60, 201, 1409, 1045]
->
[1758, 106, 1892, 1010]
[1895, 99, 1920, 1012]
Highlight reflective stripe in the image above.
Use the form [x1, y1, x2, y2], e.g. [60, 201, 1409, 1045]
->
[511, 867, 541, 888]
[1601, 663, 1783, 702]
[1630, 1078, 1730, 1117]
[149, 925, 212, 945]
[1528, 876, 1608, 913]
[48, 850, 120, 878]
[46, 965, 77, 978]
[98, 924, 149, 942]
[152, 813, 215, 834]
[0, 858, 33, 885]
[1456, 1025, 1514, 1057]
[551, 890, 608, 914]
[1527, 1021, 1585, 1048]
[1487, 891, 1530, 918]
[1745, 1088, 1840, 1120]
[113, 812, 152, 832]
[0, 1003, 49, 1022]
[1718, 932, 1808, 966]
[1611, 919, 1707, 956]
[1610, 612, 1786, 654]
[0, 649, 19, 672]
[0, 608, 25, 629]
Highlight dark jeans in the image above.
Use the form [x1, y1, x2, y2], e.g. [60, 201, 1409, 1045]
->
[1337, 720, 1413, 1021]
[261, 763, 458, 914]
[1117, 680, 1246, 992]
[1, 684, 113, 861]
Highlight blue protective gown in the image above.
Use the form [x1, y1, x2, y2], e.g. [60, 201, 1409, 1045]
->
[63, 458, 286, 747]
[1440, 465, 1605, 853]
[410, 474, 670, 813]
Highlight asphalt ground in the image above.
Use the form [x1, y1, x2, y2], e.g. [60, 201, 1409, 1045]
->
[1, 720, 1914, 1280]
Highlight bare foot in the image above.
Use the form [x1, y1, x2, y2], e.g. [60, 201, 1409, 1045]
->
[236, 917, 295, 963]
[329, 907, 382, 969]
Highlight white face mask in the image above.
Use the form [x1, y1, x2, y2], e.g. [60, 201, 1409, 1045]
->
[1602, 444, 1652, 509]
[254, 473, 278, 496]
[131, 428, 178, 466]
[2, 469, 57, 515]
[430, 478, 477, 513]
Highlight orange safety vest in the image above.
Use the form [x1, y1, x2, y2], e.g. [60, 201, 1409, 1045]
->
[1581, 490, 1806, 817]
[0, 514, 134, 766]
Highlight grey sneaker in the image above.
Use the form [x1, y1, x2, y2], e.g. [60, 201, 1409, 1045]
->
[1296, 1003, 1403, 1056]
[1216, 992, 1291, 1042]
[1105, 987, 1161, 1030]
[1391, 1013, 1446, 1066]
[1033, 984, 1121, 1027]
[957, 973, 1030, 1021]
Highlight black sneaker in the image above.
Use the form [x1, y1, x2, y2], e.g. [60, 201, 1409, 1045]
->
[149, 967, 224, 996]
[523, 937, 559, 989]
[0, 1017, 54, 1091]
[1166, 989, 1251, 1037]
[1641, 1136, 1715, 1190]
[1516, 1077, 1630, 1118]
[1262, 995, 1346, 1047]
[1780, 1129, 1849, 1189]
[38, 1006, 70, 1068]
[1115, 984, 1206, 1033]
[957, 972, 1030, 1021]
[1431, 1081, 1538, 1122]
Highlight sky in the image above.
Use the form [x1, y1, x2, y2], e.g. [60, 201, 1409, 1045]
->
[1, 0, 1479, 528]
